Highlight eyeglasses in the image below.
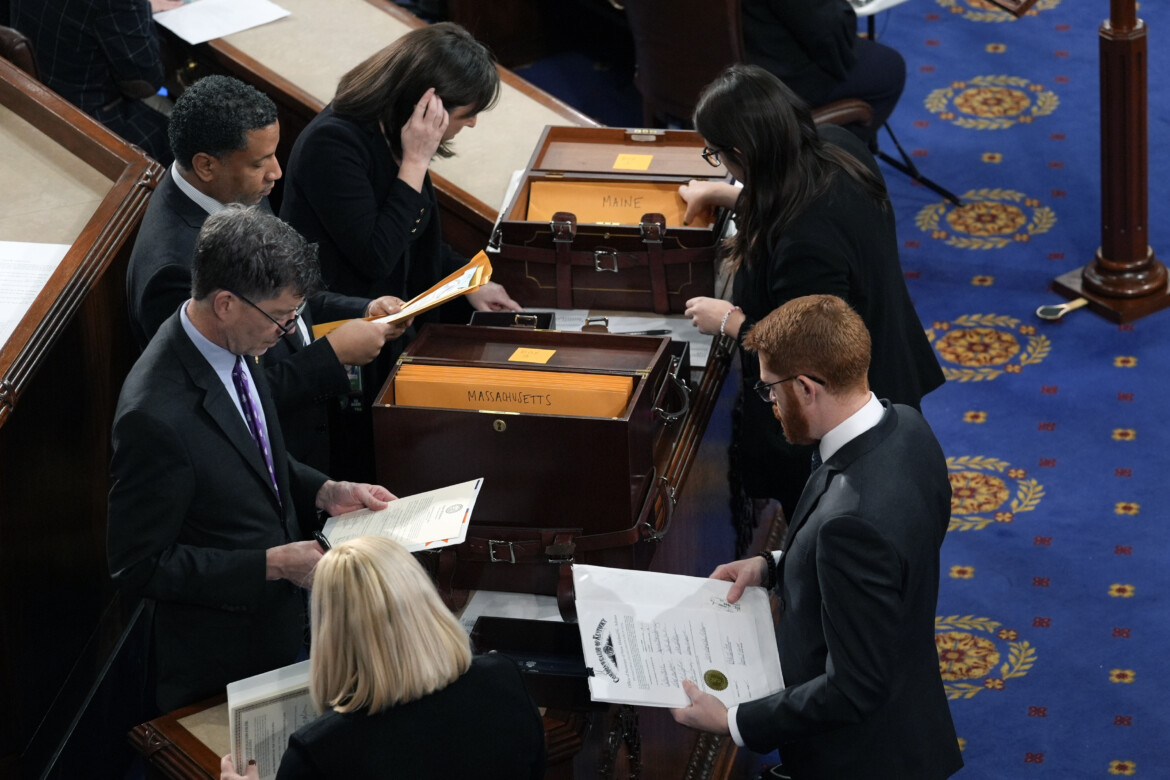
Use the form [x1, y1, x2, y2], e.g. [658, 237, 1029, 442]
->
[754, 374, 826, 404]
[231, 290, 307, 335]
[701, 146, 722, 167]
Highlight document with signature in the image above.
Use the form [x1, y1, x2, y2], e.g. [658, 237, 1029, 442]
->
[228, 661, 317, 780]
[572, 564, 784, 708]
[321, 478, 482, 552]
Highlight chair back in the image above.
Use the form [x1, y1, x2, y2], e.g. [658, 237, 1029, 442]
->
[0, 24, 38, 80]
[624, 0, 745, 127]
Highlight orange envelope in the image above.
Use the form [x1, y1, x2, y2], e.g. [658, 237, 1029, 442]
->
[526, 180, 710, 228]
[394, 364, 634, 418]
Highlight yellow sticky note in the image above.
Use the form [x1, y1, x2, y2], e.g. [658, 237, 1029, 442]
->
[508, 347, 556, 364]
[613, 154, 653, 171]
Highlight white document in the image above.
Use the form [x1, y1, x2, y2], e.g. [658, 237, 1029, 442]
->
[153, 0, 290, 45]
[527, 308, 713, 367]
[572, 564, 784, 708]
[321, 478, 482, 552]
[228, 660, 318, 780]
[0, 241, 69, 351]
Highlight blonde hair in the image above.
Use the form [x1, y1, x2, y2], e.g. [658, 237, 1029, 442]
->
[309, 537, 472, 714]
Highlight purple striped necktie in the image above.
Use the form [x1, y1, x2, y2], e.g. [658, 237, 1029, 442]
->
[231, 357, 279, 498]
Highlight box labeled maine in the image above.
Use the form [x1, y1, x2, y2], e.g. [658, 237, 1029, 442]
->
[490, 126, 733, 314]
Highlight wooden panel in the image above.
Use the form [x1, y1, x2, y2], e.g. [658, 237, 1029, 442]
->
[0, 58, 161, 777]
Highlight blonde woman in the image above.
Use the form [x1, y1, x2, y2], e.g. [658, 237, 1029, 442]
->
[221, 537, 545, 779]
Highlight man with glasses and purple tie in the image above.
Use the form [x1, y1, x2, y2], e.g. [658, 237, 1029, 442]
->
[108, 205, 396, 714]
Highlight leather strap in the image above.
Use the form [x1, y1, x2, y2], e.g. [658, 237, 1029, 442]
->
[501, 241, 712, 268]
[552, 211, 576, 310]
[641, 213, 670, 314]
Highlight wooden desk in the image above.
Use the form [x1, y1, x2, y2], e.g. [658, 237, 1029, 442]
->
[180, 0, 598, 258]
[129, 343, 776, 780]
[0, 58, 161, 777]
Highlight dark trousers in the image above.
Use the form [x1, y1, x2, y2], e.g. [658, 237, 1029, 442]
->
[820, 36, 906, 147]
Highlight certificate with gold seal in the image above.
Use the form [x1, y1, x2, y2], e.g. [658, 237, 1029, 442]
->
[571, 565, 785, 708]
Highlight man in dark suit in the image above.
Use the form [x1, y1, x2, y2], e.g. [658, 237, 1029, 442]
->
[125, 74, 407, 473]
[108, 206, 396, 713]
[672, 295, 962, 779]
[10, 0, 173, 163]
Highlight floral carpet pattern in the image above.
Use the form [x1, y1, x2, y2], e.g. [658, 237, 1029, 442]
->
[876, 0, 1170, 775]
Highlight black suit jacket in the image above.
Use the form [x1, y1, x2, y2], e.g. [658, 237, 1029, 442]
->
[107, 312, 329, 712]
[741, 0, 858, 107]
[125, 170, 369, 469]
[733, 125, 944, 511]
[737, 403, 962, 779]
[279, 106, 468, 309]
[275, 654, 546, 780]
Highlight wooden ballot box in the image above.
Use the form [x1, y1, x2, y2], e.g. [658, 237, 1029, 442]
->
[490, 126, 733, 314]
[373, 324, 690, 604]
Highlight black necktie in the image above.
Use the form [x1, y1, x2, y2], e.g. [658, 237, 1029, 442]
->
[810, 449, 823, 471]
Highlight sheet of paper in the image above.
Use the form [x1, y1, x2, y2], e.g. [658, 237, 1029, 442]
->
[228, 660, 317, 780]
[153, 0, 290, 45]
[572, 564, 783, 708]
[322, 479, 481, 552]
[0, 241, 69, 351]
[457, 590, 563, 634]
[526, 309, 713, 367]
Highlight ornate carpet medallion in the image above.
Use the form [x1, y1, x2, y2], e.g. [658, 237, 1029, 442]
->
[947, 455, 1044, 532]
[926, 76, 1058, 130]
[936, 615, 1036, 699]
[916, 189, 1056, 249]
[927, 314, 1049, 381]
[935, 0, 1060, 23]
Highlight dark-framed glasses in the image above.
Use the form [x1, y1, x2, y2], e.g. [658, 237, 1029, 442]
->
[701, 146, 722, 167]
[231, 290, 307, 335]
[754, 374, 826, 404]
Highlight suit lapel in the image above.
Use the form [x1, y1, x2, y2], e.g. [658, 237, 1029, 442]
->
[778, 403, 900, 555]
[167, 317, 283, 505]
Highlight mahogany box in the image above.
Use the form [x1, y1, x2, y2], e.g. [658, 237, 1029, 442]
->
[372, 324, 690, 603]
[489, 126, 733, 314]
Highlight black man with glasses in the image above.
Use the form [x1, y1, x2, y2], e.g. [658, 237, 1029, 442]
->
[108, 206, 397, 713]
[680, 66, 942, 523]
[672, 295, 961, 780]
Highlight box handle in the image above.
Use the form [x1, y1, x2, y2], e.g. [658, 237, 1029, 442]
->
[653, 354, 690, 424]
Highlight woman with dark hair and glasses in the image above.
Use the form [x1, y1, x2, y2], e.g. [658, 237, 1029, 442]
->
[681, 64, 942, 523]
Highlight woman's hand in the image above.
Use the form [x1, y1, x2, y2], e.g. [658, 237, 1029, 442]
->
[220, 754, 258, 780]
[397, 88, 448, 192]
[684, 297, 742, 338]
[678, 180, 740, 225]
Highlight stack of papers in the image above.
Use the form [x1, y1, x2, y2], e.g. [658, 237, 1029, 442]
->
[313, 252, 493, 338]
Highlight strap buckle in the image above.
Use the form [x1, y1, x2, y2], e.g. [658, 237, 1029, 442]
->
[594, 248, 620, 272]
[488, 539, 516, 564]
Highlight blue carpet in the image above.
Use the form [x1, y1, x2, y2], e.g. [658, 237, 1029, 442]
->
[472, 1, 1170, 774]
[518, 2, 1170, 777]
[875, 1, 1170, 777]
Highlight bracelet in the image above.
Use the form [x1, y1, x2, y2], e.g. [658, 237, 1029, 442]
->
[757, 550, 777, 590]
[719, 305, 742, 338]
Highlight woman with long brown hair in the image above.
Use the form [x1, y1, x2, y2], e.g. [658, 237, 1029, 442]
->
[681, 65, 943, 524]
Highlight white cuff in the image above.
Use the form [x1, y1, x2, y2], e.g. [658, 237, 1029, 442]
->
[727, 703, 745, 747]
